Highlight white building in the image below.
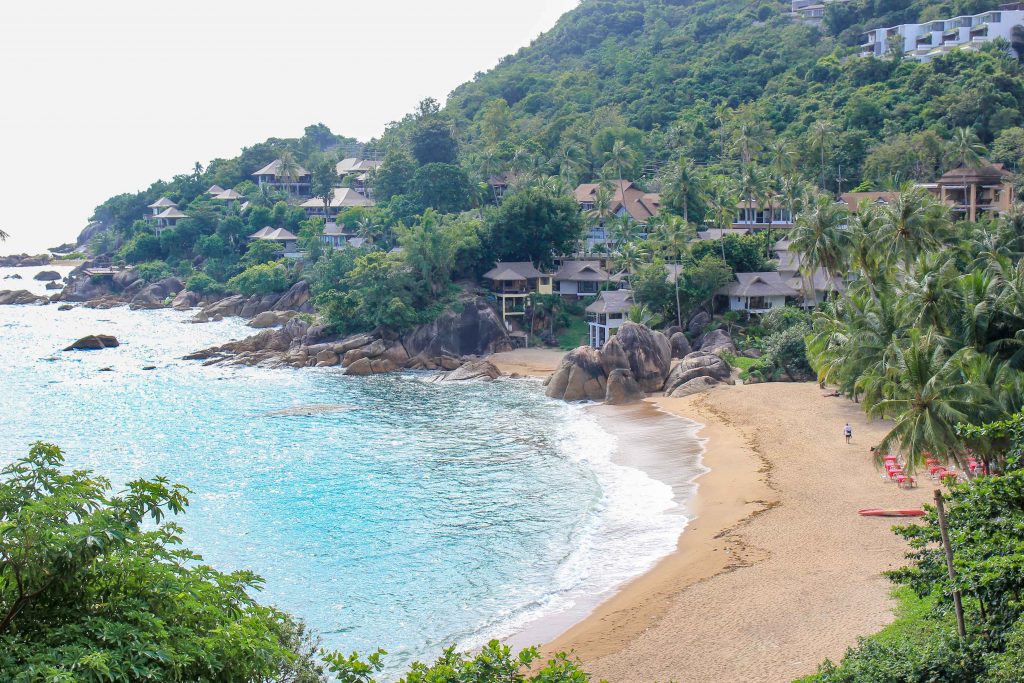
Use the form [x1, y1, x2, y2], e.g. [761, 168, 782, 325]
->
[862, 5, 1024, 61]
[586, 289, 633, 348]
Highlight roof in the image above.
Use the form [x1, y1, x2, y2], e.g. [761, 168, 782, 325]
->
[586, 289, 634, 315]
[348, 237, 369, 248]
[554, 260, 611, 282]
[154, 207, 187, 219]
[696, 228, 751, 240]
[148, 197, 177, 209]
[720, 272, 800, 298]
[840, 191, 898, 210]
[253, 159, 311, 179]
[482, 261, 547, 281]
[248, 226, 275, 239]
[299, 188, 375, 209]
[207, 184, 225, 195]
[574, 180, 661, 223]
[776, 250, 802, 274]
[322, 223, 350, 237]
[214, 189, 244, 201]
[937, 163, 1014, 185]
[250, 227, 298, 242]
[789, 269, 846, 294]
[336, 158, 382, 175]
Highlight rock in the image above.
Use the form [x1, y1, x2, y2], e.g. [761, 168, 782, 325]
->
[142, 365, 156, 370]
[379, 341, 410, 367]
[402, 295, 511, 358]
[545, 347, 606, 402]
[742, 348, 763, 359]
[699, 328, 737, 357]
[112, 270, 139, 290]
[171, 289, 201, 310]
[64, 334, 119, 351]
[0, 289, 50, 306]
[663, 352, 732, 395]
[343, 347, 367, 366]
[59, 276, 111, 302]
[33, 270, 61, 281]
[670, 332, 692, 359]
[344, 357, 373, 376]
[44, 282, 63, 290]
[337, 333, 376, 353]
[271, 280, 311, 312]
[128, 277, 183, 310]
[599, 336, 630, 376]
[3, 274, 22, 279]
[200, 294, 247, 318]
[666, 325, 683, 338]
[370, 358, 398, 373]
[668, 376, 720, 398]
[437, 355, 463, 371]
[611, 322, 672, 392]
[98, 367, 114, 372]
[58, 304, 73, 311]
[605, 368, 645, 404]
[687, 311, 711, 338]
[315, 349, 340, 366]
[443, 360, 501, 382]
[248, 310, 295, 328]
[362, 339, 388, 358]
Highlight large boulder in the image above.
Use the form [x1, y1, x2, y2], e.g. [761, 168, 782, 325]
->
[59, 276, 111, 302]
[201, 294, 247, 318]
[668, 376, 720, 398]
[612, 322, 672, 392]
[663, 352, 732, 395]
[64, 334, 119, 351]
[545, 347, 606, 402]
[128, 277, 183, 310]
[248, 310, 295, 328]
[699, 328, 737, 357]
[599, 336, 630, 377]
[443, 359, 502, 382]
[45, 281, 63, 290]
[33, 270, 61, 281]
[670, 332, 692, 359]
[605, 368, 645, 405]
[403, 296, 511, 358]
[0, 289, 49, 306]
[344, 357, 374, 376]
[171, 289, 201, 310]
[687, 311, 711, 338]
[112, 270, 139, 290]
[271, 281, 311, 312]
[315, 349, 340, 367]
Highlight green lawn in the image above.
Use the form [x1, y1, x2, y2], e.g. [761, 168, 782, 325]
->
[557, 314, 589, 350]
[729, 355, 756, 371]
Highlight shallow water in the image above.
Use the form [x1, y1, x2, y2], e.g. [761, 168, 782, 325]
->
[0, 265, 698, 674]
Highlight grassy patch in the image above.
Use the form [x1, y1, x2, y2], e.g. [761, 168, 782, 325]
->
[557, 314, 589, 350]
[730, 356, 756, 371]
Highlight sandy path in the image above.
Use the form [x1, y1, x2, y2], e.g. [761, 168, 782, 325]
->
[548, 382, 938, 683]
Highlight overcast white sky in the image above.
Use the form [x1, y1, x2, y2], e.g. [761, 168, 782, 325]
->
[0, 0, 578, 255]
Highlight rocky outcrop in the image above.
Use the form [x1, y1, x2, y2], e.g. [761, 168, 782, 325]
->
[614, 322, 672, 392]
[271, 281, 310, 312]
[248, 310, 296, 328]
[668, 376, 721, 398]
[670, 332, 692, 359]
[3, 274, 22, 279]
[605, 368, 645, 404]
[439, 359, 502, 382]
[663, 351, 733, 397]
[113, 270, 139, 290]
[129, 277, 184, 310]
[0, 254, 50, 267]
[698, 328, 737, 357]
[544, 347, 607, 402]
[0, 289, 50, 306]
[45, 281, 63, 290]
[687, 311, 711, 337]
[64, 334, 119, 351]
[403, 296, 511, 358]
[33, 270, 61, 281]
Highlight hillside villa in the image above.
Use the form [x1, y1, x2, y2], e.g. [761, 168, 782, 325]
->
[861, 4, 1024, 61]
[335, 158, 381, 197]
[146, 198, 187, 235]
[249, 227, 301, 259]
[553, 260, 617, 297]
[732, 199, 794, 231]
[300, 188, 375, 220]
[586, 289, 634, 347]
[482, 261, 553, 326]
[253, 159, 312, 198]
[717, 272, 800, 313]
[574, 180, 661, 250]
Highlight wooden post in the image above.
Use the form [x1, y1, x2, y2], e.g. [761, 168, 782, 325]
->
[934, 490, 967, 639]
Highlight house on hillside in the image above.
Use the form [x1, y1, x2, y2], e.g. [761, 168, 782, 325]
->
[335, 158, 381, 197]
[207, 184, 226, 196]
[773, 239, 846, 307]
[732, 199, 794, 231]
[574, 180, 660, 250]
[152, 207, 187, 235]
[553, 260, 616, 297]
[253, 159, 312, 197]
[587, 289, 634, 348]
[717, 272, 799, 313]
[482, 262, 553, 326]
[921, 164, 1016, 222]
[213, 188, 245, 208]
[147, 197, 177, 217]
[299, 188, 375, 219]
[249, 227, 300, 258]
[696, 228, 752, 241]
[862, 6, 1024, 61]
[839, 191, 899, 212]
[486, 172, 515, 204]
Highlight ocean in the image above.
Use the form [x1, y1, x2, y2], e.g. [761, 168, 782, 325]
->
[0, 265, 700, 674]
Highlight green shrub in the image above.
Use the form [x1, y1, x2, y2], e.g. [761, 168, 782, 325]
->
[227, 262, 290, 296]
[186, 272, 224, 294]
[135, 260, 172, 283]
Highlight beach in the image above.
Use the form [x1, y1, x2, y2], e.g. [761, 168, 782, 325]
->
[493, 350, 939, 682]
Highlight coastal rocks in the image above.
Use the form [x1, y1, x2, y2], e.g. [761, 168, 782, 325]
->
[271, 281, 310, 312]
[544, 347, 607, 402]
[64, 334, 119, 351]
[0, 289, 50, 306]
[699, 328, 737, 357]
[662, 352, 732, 397]
[45, 281, 63, 290]
[3, 274, 22, 279]
[668, 376, 721, 398]
[59, 276, 110, 302]
[314, 349, 340, 367]
[248, 310, 296, 328]
[128, 277, 184, 310]
[171, 289, 201, 310]
[604, 368, 645, 405]
[0, 254, 50, 267]
[440, 359, 502, 382]
[112, 270, 139, 290]
[33, 270, 61, 281]
[403, 295, 511, 358]
[687, 311, 711, 337]
[614, 322, 672, 392]
[58, 304, 73, 311]
[670, 332, 692, 359]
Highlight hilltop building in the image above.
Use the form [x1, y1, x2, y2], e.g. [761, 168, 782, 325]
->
[732, 199, 794, 231]
[248, 227, 300, 258]
[921, 163, 1016, 222]
[300, 188, 375, 220]
[861, 5, 1024, 61]
[253, 159, 312, 197]
[574, 181, 661, 250]
[791, 0, 849, 24]
[335, 158, 381, 197]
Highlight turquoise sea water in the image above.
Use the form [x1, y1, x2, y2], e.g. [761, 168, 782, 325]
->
[0, 265, 695, 674]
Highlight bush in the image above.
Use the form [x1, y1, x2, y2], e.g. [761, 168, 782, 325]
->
[186, 272, 224, 294]
[135, 260, 172, 282]
[227, 262, 290, 296]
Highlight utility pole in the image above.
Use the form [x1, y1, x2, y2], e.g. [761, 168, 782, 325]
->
[835, 165, 846, 196]
[934, 490, 967, 639]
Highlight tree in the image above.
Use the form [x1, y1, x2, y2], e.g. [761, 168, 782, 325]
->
[660, 156, 702, 224]
[411, 163, 473, 214]
[397, 209, 481, 298]
[808, 120, 835, 190]
[603, 139, 640, 181]
[655, 215, 696, 327]
[789, 191, 851, 280]
[0, 443, 325, 681]
[411, 118, 459, 165]
[948, 127, 987, 169]
[228, 261, 290, 295]
[276, 150, 301, 184]
[373, 151, 416, 202]
[875, 185, 948, 266]
[311, 159, 339, 220]
[486, 185, 583, 266]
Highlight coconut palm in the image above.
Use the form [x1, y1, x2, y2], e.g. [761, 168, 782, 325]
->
[604, 140, 640, 183]
[608, 214, 641, 251]
[660, 156, 701, 224]
[807, 120, 834, 190]
[789, 191, 851, 281]
[586, 185, 616, 231]
[765, 137, 796, 178]
[655, 215, 694, 328]
[0, 228, 8, 241]
[875, 185, 948, 266]
[276, 150, 301, 184]
[613, 241, 649, 287]
[949, 127, 987, 169]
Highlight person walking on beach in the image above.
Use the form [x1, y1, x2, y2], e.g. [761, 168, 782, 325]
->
[844, 423, 852, 444]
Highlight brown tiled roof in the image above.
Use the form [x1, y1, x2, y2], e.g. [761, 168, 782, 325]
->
[148, 197, 177, 209]
[300, 188, 375, 209]
[554, 260, 611, 282]
[938, 163, 1013, 184]
[585, 289, 634, 314]
[574, 180, 661, 222]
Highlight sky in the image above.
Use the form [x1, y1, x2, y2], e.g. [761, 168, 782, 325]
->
[0, 0, 579, 255]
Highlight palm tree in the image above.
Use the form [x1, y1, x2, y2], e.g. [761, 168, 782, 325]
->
[604, 140, 640, 183]
[765, 138, 796, 178]
[553, 143, 586, 185]
[807, 120, 835, 190]
[737, 164, 766, 231]
[780, 175, 806, 229]
[276, 150, 300, 185]
[949, 127, 987, 169]
[875, 184, 947, 266]
[655, 215, 693, 327]
[0, 228, 8, 241]
[660, 156, 701, 224]
[789, 191, 851, 282]
[614, 241, 649, 287]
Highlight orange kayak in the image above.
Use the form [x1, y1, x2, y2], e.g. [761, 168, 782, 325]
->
[858, 508, 925, 517]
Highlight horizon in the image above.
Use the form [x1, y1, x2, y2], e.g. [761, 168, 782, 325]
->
[0, 0, 578, 255]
